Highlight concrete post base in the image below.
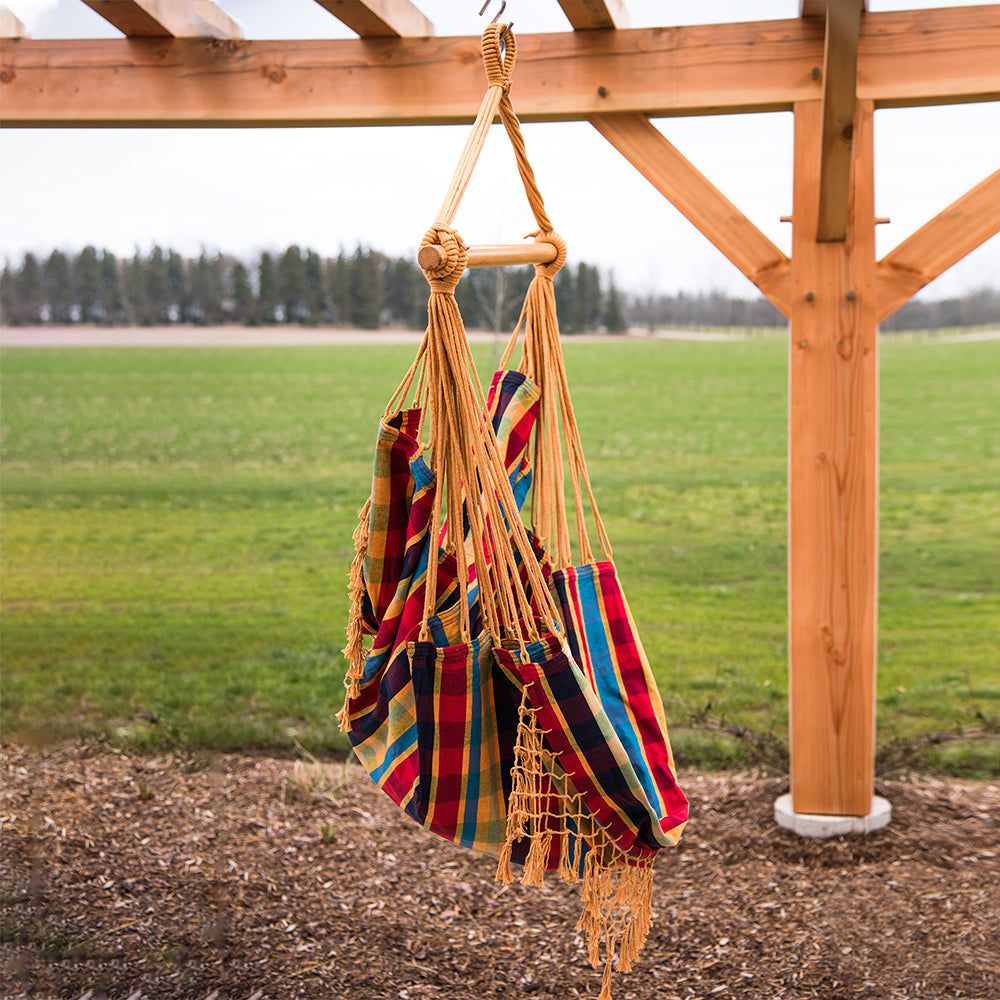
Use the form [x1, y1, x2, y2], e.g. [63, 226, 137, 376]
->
[774, 794, 891, 839]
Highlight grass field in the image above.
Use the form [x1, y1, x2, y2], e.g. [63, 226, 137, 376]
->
[1, 336, 997, 775]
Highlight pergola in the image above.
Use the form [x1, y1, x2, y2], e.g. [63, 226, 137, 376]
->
[2, 0, 998, 827]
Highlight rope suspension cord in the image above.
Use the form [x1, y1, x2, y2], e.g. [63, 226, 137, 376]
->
[408, 22, 569, 654]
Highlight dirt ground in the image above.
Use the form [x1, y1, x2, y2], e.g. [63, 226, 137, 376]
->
[1, 744, 998, 1000]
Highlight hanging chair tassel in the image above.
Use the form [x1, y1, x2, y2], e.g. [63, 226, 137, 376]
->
[579, 848, 656, 1000]
[337, 497, 372, 732]
[496, 684, 571, 886]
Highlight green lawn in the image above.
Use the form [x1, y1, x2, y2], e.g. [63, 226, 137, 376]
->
[1, 338, 997, 774]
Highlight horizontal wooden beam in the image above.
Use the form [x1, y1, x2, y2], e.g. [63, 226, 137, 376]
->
[311, 1, 434, 38]
[816, 0, 862, 241]
[875, 167, 1000, 322]
[556, 0, 630, 30]
[1, 8, 998, 127]
[858, 3, 1000, 109]
[589, 112, 791, 315]
[80, 0, 243, 39]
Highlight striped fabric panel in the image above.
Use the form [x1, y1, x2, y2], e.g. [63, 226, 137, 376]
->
[494, 630, 665, 862]
[409, 632, 519, 854]
[550, 562, 689, 845]
[362, 408, 426, 628]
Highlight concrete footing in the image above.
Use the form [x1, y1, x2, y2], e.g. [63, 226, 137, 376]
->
[774, 794, 892, 839]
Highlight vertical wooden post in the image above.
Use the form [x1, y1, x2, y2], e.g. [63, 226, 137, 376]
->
[788, 99, 878, 816]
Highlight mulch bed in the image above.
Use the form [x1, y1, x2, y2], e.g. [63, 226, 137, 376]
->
[2, 743, 997, 1000]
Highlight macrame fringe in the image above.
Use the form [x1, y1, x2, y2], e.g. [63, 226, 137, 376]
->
[496, 686, 656, 1000]
[337, 497, 372, 732]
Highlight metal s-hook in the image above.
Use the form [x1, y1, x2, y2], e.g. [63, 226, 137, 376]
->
[478, 0, 513, 47]
[478, 0, 505, 23]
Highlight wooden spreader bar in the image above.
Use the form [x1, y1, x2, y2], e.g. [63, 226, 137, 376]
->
[417, 241, 559, 270]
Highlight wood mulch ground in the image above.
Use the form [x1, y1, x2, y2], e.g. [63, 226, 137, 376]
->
[2, 743, 997, 1000]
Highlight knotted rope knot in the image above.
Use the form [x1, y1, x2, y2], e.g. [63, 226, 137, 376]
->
[481, 22, 516, 93]
[420, 225, 468, 293]
[532, 230, 567, 278]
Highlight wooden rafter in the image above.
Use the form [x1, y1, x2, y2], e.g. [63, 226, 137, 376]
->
[805, 0, 864, 242]
[0, 9, 25, 38]
[556, 0, 630, 30]
[875, 167, 1000, 322]
[2, 8, 998, 128]
[312, 1, 433, 38]
[80, 0, 242, 38]
[589, 112, 791, 315]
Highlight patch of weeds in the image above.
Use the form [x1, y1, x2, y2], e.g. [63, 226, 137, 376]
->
[876, 716, 1000, 780]
[283, 744, 355, 806]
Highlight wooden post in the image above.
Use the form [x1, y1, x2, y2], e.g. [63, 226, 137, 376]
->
[788, 98, 878, 816]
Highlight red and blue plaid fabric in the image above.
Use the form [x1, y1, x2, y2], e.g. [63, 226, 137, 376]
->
[342, 365, 687, 868]
[549, 563, 688, 847]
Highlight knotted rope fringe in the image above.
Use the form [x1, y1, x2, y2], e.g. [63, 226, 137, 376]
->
[337, 496, 372, 732]
[497, 688, 655, 1000]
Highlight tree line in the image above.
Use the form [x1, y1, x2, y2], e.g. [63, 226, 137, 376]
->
[2, 245, 996, 333]
[0, 245, 625, 334]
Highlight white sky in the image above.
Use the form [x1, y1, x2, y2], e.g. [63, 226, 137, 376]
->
[1, 0, 997, 299]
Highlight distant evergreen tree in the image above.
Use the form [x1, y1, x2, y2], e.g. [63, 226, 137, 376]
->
[229, 259, 254, 324]
[553, 265, 577, 333]
[189, 251, 224, 324]
[349, 246, 383, 329]
[304, 249, 326, 323]
[602, 275, 627, 333]
[327, 251, 351, 325]
[278, 245, 308, 323]
[44, 250, 74, 322]
[5, 253, 44, 324]
[576, 262, 603, 331]
[166, 250, 187, 321]
[123, 253, 149, 324]
[100, 251, 124, 324]
[257, 252, 279, 323]
[383, 255, 427, 328]
[0, 264, 15, 324]
[144, 246, 172, 323]
[74, 246, 103, 323]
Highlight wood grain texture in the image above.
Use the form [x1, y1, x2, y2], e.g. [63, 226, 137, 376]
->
[788, 99, 878, 817]
[816, 0, 862, 241]
[80, 0, 243, 39]
[3, 9, 997, 128]
[0, 10, 26, 38]
[311, 0, 434, 38]
[875, 168, 1000, 322]
[589, 112, 792, 315]
[555, 0, 630, 30]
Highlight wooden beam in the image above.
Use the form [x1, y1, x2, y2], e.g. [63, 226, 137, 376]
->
[80, 1, 243, 38]
[312, 1, 433, 38]
[0, 10, 25, 38]
[788, 98, 878, 817]
[589, 112, 791, 315]
[816, 0, 863, 241]
[556, 0, 629, 30]
[2, 9, 998, 128]
[875, 168, 1000, 322]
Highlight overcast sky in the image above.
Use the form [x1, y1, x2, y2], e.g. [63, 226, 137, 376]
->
[1, 0, 997, 298]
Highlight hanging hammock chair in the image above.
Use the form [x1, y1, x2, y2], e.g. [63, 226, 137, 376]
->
[337, 23, 688, 999]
